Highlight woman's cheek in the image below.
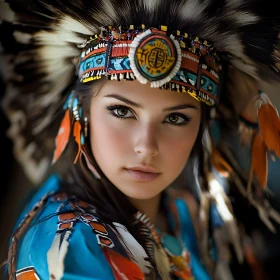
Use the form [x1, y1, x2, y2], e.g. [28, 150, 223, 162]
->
[91, 118, 131, 165]
[105, 122, 132, 153]
[163, 127, 198, 167]
[167, 140, 192, 169]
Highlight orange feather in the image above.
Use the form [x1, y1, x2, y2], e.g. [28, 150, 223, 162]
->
[102, 247, 145, 280]
[52, 110, 71, 164]
[208, 134, 232, 177]
[73, 120, 82, 164]
[251, 133, 268, 188]
[257, 98, 280, 158]
[211, 142, 233, 177]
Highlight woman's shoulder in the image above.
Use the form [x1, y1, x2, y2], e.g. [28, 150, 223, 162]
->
[11, 175, 151, 280]
[12, 175, 117, 279]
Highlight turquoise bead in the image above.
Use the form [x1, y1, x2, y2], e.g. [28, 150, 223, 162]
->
[161, 234, 183, 256]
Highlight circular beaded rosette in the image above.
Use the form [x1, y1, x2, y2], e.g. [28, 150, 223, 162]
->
[129, 29, 182, 88]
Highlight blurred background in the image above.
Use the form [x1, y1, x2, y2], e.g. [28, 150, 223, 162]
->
[0, 75, 34, 267]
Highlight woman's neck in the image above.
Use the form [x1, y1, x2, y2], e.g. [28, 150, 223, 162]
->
[129, 194, 161, 225]
[129, 193, 170, 233]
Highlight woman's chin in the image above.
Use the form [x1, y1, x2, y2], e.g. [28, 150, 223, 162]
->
[118, 184, 162, 201]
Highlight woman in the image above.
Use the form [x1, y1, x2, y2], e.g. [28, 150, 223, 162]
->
[1, 0, 280, 279]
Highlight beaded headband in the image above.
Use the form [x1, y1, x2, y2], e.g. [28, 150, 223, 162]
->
[78, 25, 222, 106]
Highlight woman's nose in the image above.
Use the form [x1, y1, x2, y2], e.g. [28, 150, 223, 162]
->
[133, 125, 159, 157]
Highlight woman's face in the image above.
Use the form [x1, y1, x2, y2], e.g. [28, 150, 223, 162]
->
[90, 80, 201, 200]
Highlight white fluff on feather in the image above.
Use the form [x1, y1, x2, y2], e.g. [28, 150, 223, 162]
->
[179, 0, 209, 22]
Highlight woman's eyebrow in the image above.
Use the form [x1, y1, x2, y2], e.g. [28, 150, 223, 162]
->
[163, 104, 199, 111]
[104, 93, 199, 111]
[105, 94, 142, 108]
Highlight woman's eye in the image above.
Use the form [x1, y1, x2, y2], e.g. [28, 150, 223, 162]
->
[106, 105, 134, 119]
[164, 113, 191, 126]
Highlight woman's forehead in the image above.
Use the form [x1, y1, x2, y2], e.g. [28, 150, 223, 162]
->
[97, 80, 201, 108]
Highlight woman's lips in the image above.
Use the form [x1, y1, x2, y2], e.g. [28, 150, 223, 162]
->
[125, 169, 160, 182]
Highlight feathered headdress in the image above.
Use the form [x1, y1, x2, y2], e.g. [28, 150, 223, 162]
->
[1, 0, 280, 183]
[1, 1, 280, 277]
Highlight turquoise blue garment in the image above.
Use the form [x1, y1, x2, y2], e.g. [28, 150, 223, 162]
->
[6, 174, 211, 280]
[10, 175, 116, 280]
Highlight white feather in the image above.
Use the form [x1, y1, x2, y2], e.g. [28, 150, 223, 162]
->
[231, 57, 258, 80]
[222, 34, 259, 79]
[94, 0, 118, 25]
[6, 110, 50, 184]
[21, 143, 50, 184]
[38, 45, 80, 61]
[113, 222, 153, 275]
[13, 31, 33, 44]
[232, 12, 259, 25]
[225, 0, 244, 9]
[153, 245, 170, 280]
[179, 0, 209, 22]
[34, 30, 84, 45]
[47, 231, 72, 280]
[0, 1, 15, 22]
[59, 15, 94, 35]
[142, 0, 161, 12]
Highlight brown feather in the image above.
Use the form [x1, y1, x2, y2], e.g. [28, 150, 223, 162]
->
[251, 133, 268, 188]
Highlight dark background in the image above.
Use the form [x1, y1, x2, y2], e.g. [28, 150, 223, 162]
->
[0, 76, 34, 267]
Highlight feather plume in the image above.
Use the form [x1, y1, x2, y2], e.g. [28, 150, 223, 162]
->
[153, 245, 170, 280]
[102, 247, 145, 280]
[73, 120, 82, 164]
[257, 93, 280, 158]
[111, 222, 154, 275]
[211, 145, 233, 177]
[47, 231, 72, 280]
[217, 142, 280, 232]
[251, 133, 268, 188]
[52, 109, 71, 164]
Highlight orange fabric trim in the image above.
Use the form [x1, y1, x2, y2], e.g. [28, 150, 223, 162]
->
[16, 268, 38, 280]
[59, 212, 76, 221]
[82, 47, 106, 61]
[89, 221, 107, 234]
